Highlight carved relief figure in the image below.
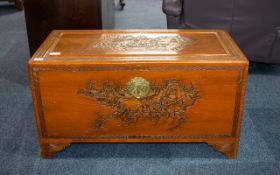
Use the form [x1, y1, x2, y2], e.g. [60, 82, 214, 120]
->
[79, 78, 200, 131]
[92, 34, 193, 52]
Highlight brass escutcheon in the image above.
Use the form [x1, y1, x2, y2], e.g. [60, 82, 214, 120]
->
[127, 77, 150, 98]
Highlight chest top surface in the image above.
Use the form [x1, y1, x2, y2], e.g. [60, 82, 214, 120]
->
[30, 30, 248, 64]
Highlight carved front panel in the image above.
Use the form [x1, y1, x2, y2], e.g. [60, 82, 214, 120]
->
[37, 67, 241, 139]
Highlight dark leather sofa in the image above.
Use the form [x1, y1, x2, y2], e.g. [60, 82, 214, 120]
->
[163, 0, 280, 64]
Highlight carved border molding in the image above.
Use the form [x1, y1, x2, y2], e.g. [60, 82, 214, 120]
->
[46, 134, 232, 139]
[32, 65, 244, 73]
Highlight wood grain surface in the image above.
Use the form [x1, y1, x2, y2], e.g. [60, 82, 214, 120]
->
[29, 30, 249, 159]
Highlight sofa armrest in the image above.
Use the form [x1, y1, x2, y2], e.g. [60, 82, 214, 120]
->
[162, 0, 182, 16]
[269, 27, 280, 64]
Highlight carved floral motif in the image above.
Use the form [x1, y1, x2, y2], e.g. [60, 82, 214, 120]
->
[79, 79, 200, 131]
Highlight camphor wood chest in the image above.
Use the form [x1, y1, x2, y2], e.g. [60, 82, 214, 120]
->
[29, 30, 248, 159]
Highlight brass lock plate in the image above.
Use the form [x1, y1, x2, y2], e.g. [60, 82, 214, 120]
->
[127, 77, 150, 99]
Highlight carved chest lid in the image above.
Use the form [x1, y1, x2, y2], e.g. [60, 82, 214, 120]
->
[30, 30, 248, 63]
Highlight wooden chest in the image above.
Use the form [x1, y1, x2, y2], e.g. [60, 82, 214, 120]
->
[29, 30, 248, 159]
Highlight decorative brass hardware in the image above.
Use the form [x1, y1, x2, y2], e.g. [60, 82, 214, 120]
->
[79, 79, 201, 131]
[127, 77, 150, 98]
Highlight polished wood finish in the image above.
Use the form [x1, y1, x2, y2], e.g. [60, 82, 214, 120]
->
[208, 142, 238, 159]
[23, 0, 115, 55]
[40, 142, 70, 159]
[29, 30, 248, 159]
